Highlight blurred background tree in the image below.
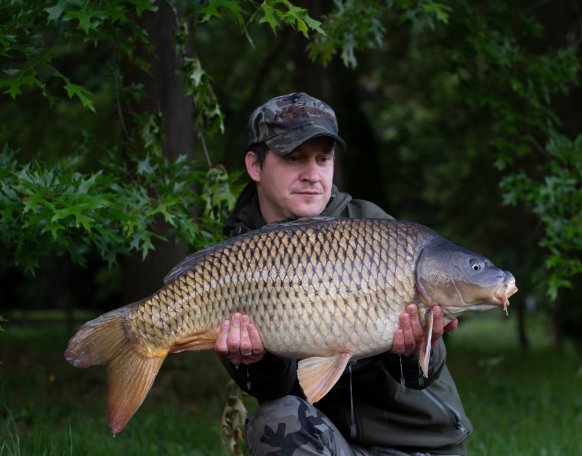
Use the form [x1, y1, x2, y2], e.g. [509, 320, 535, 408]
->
[1, 0, 580, 346]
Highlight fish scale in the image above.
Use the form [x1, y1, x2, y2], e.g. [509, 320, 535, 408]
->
[65, 217, 517, 434]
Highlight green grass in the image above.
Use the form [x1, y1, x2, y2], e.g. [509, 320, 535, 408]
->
[447, 313, 582, 456]
[1, 313, 581, 455]
[0, 324, 234, 456]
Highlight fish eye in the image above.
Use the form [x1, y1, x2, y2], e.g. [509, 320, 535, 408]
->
[470, 258, 483, 272]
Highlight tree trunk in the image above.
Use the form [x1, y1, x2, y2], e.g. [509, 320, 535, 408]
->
[120, 1, 195, 303]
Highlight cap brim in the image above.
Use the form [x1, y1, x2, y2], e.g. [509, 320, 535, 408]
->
[265, 125, 346, 155]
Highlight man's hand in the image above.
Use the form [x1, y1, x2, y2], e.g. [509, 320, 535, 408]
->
[391, 304, 458, 356]
[215, 312, 266, 365]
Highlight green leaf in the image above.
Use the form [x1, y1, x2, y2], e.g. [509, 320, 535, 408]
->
[74, 212, 95, 230]
[0, 70, 39, 99]
[42, 221, 66, 239]
[423, 2, 452, 24]
[130, 0, 159, 16]
[64, 6, 105, 35]
[303, 14, 325, 36]
[45, 3, 66, 22]
[77, 172, 101, 194]
[186, 57, 205, 87]
[136, 156, 154, 176]
[63, 80, 96, 112]
[200, 0, 243, 24]
[259, 3, 280, 33]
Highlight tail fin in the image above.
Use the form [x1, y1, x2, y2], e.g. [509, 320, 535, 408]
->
[65, 307, 167, 434]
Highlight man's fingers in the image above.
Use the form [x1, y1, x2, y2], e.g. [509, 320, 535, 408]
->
[445, 318, 458, 334]
[406, 304, 424, 341]
[248, 322, 264, 355]
[226, 312, 242, 354]
[399, 313, 416, 355]
[215, 320, 230, 355]
[239, 314, 253, 356]
[393, 305, 459, 355]
[215, 313, 266, 365]
[392, 329, 405, 355]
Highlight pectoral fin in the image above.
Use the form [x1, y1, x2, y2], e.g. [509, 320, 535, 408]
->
[418, 308, 433, 378]
[297, 353, 351, 403]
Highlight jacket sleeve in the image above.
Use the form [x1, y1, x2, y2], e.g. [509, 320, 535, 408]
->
[381, 338, 447, 389]
[220, 352, 302, 401]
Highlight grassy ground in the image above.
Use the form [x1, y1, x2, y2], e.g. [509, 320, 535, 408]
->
[446, 314, 582, 456]
[1, 312, 581, 455]
[0, 322, 234, 455]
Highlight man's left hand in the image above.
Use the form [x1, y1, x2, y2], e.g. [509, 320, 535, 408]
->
[391, 304, 458, 356]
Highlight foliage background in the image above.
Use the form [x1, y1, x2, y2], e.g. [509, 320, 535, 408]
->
[2, 0, 580, 340]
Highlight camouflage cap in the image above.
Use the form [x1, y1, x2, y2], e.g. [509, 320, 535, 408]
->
[247, 92, 346, 155]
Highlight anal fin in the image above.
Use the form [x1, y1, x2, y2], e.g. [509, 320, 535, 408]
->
[298, 353, 351, 403]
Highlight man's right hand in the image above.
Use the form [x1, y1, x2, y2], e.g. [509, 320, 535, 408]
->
[215, 312, 266, 365]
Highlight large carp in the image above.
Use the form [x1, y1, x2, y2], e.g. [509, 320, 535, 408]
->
[65, 217, 517, 434]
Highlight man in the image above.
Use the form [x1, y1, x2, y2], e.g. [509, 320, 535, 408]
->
[215, 92, 472, 455]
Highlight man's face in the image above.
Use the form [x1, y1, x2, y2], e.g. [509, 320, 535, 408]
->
[246, 137, 335, 224]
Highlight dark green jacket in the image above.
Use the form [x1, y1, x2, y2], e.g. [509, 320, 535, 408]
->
[223, 182, 472, 454]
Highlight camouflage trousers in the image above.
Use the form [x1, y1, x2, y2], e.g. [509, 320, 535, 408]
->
[246, 395, 440, 456]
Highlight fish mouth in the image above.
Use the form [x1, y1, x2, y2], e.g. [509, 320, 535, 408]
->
[493, 274, 518, 316]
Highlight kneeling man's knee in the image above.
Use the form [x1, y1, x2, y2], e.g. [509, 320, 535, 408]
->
[246, 395, 345, 456]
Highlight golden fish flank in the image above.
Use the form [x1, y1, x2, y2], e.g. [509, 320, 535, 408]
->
[65, 217, 517, 434]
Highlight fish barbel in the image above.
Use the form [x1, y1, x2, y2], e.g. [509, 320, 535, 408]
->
[65, 217, 517, 434]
